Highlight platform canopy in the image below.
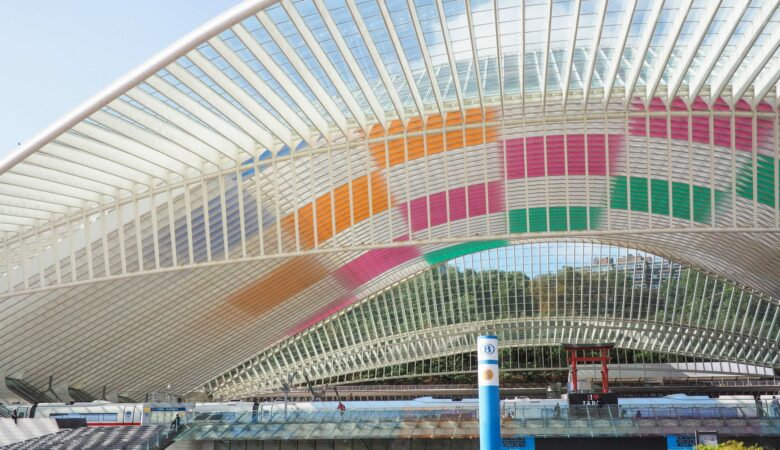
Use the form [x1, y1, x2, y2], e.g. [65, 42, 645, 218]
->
[1, 0, 779, 400]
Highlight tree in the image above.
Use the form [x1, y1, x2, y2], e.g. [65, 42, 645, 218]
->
[696, 440, 763, 450]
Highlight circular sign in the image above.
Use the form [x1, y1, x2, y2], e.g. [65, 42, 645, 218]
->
[483, 344, 496, 354]
[482, 369, 494, 381]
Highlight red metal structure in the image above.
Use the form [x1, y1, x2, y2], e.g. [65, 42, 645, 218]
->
[563, 343, 614, 393]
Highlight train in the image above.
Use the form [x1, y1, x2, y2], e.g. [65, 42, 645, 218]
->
[4, 394, 777, 426]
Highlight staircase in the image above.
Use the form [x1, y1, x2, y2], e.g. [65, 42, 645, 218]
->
[0, 418, 60, 446]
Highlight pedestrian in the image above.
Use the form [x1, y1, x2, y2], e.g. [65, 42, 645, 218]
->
[553, 403, 561, 419]
[337, 401, 346, 416]
[10, 409, 17, 425]
[755, 394, 765, 417]
[170, 414, 181, 430]
[772, 396, 780, 418]
[635, 410, 642, 419]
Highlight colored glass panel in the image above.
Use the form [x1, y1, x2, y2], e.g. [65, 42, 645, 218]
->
[737, 154, 778, 208]
[508, 206, 603, 233]
[283, 172, 390, 249]
[504, 134, 623, 179]
[424, 240, 509, 266]
[610, 176, 725, 225]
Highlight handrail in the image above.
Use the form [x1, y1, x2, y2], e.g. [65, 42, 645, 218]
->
[182, 401, 780, 426]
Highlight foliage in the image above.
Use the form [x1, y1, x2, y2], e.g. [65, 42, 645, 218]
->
[696, 440, 764, 450]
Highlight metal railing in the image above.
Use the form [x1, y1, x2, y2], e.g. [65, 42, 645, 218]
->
[183, 401, 780, 425]
[173, 402, 780, 441]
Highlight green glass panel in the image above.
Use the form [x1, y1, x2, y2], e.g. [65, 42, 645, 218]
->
[629, 176, 649, 212]
[650, 179, 670, 216]
[756, 155, 777, 208]
[588, 206, 605, 229]
[508, 209, 527, 233]
[736, 159, 754, 201]
[528, 207, 548, 232]
[548, 207, 568, 231]
[569, 206, 589, 230]
[692, 185, 712, 224]
[671, 181, 690, 221]
[424, 240, 509, 265]
[610, 176, 628, 209]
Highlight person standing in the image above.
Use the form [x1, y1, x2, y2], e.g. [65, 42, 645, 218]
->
[10, 409, 17, 425]
[772, 396, 780, 418]
[337, 401, 346, 416]
[553, 403, 561, 419]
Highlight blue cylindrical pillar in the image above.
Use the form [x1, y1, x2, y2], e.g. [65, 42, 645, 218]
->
[477, 335, 501, 450]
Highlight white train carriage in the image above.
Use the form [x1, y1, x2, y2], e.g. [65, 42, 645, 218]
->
[12, 401, 145, 426]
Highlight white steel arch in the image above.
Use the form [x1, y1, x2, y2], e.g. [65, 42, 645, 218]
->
[0, 0, 779, 400]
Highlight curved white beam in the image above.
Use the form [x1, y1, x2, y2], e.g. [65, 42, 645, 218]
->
[273, 3, 372, 130]
[0, 0, 280, 176]
[405, 0, 444, 116]
[213, 29, 325, 141]
[623, 0, 664, 104]
[375, 0, 426, 119]
[603, 0, 637, 105]
[687, 1, 752, 101]
[186, 47, 296, 146]
[310, 0, 388, 125]
[145, 75, 256, 155]
[731, 23, 780, 101]
[709, 1, 779, 101]
[665, 0, 722, 101]
[252, 12, 350, 136]
[645, 0, 693, 101]
[107, 98, 227, 165]
[580, 0, 607, 108]
[561, 0, 582, 107]
[164, 62, 278, 149]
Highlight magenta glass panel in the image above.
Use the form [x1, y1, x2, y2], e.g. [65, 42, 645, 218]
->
[504, 134, 622, 179]
[335, 245, 421, 290]
[289, 295, 358, 335]
[405, 180, 505, 232]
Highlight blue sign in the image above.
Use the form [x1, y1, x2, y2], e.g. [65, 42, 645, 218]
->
[503, 436, 535, 450]
[667, 435, 695, 450]
[150, 406, 186, 412]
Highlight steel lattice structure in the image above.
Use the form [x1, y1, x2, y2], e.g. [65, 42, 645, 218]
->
[207, 242, 779, 399]
[0, 0, 779, 400]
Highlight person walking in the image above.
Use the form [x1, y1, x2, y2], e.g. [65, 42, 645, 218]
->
[772, 396, 780, 418]
[337, 401, 346, 416]
[553, 403, 561, 419]
[10, 409, 17, 425]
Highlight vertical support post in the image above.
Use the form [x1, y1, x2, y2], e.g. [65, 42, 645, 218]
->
[570, 349, 578, 392]
[477, 335, 500, 450]
[601, 348, 609, 394]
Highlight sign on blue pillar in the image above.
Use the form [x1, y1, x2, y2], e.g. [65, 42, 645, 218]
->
[478, 335, 501, 450]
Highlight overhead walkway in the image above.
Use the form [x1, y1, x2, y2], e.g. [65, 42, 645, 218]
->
[176, 405, 780, 441]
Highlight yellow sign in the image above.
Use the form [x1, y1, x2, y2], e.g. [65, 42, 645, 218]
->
[482, 368, 494, 381]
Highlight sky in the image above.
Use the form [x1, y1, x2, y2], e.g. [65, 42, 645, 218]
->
[0, 0, 242, 158]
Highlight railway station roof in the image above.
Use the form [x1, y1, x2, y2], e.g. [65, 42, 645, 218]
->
[1, 0, 779, 400]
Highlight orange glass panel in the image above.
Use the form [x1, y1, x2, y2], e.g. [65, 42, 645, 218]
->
[283, 172, 390, 249]
[224, 256, 329, 318]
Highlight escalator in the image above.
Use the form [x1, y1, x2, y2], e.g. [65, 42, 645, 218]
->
[5, 377, 56, 404]
[67, 386, 95, 403]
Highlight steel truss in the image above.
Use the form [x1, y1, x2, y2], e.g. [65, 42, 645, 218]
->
[1, 0, 779, 399]
[207, 243, 780, 399]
